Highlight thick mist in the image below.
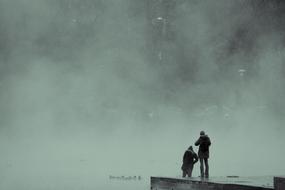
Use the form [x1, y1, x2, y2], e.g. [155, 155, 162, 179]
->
[0, 0, 285, 189]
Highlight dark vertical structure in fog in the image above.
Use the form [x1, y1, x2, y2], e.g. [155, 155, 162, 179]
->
[146, 0, 176, 65]
[145, 0, 195, 104]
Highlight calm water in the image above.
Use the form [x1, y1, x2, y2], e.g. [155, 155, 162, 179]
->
[0, 174, 149, 190]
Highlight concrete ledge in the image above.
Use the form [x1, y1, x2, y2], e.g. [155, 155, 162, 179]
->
[274, 177, 285, 190]
[151, 177, 273, 190]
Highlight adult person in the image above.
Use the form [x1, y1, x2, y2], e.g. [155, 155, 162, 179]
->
[181, 146, 198, 177]
[195, 131, 211, 178]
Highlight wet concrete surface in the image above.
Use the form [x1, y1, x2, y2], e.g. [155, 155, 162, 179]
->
[187, 176, 273, 188]
[151, 176, 275, 190]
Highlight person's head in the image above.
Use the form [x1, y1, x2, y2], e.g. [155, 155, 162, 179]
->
[200, 131, 205, 136]
[188, 146, 193, 150]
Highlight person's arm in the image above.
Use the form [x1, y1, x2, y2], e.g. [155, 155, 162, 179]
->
[195, 138, 200, 146]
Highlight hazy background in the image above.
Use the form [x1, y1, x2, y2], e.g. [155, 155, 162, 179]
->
[0, 0, 285, 189]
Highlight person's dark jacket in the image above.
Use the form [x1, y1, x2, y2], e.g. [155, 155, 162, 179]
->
[195, 135, 211, 158]
[181, 149, 198, 170]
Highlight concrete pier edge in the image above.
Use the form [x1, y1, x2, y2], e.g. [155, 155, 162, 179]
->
[151, 176, 285, 190]
[274, 176, 285, 190]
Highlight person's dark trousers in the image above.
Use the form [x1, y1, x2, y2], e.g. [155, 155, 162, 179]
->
[182, 164, 194, 177]
[199, 158, 209, 178]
